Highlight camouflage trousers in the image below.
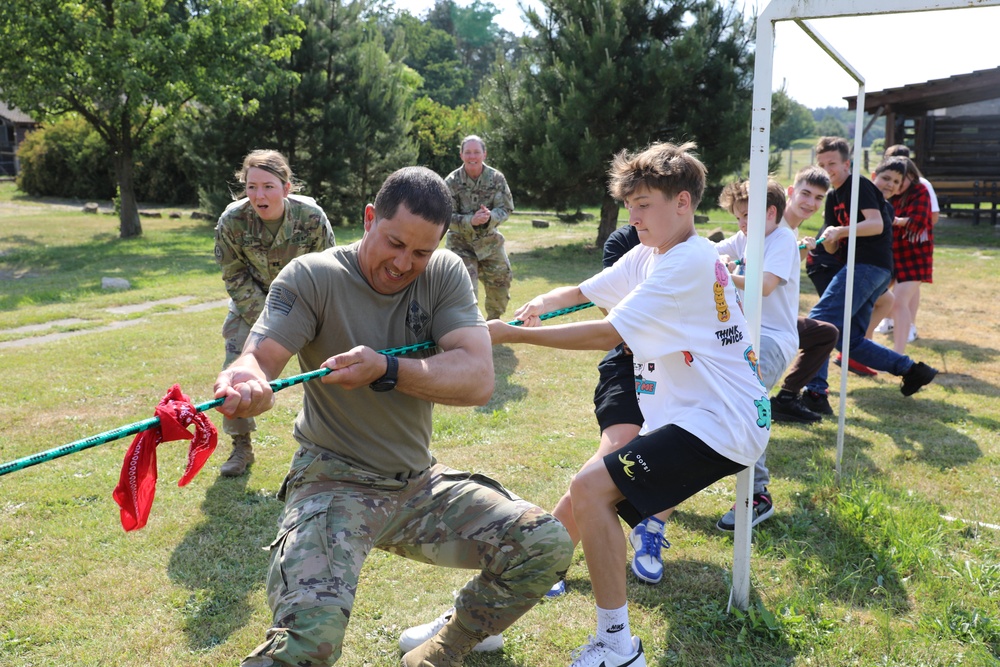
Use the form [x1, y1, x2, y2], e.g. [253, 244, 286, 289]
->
[447, 236, 512, 321]
[241, 445, 573, 667]
[221, 306, 255, 436]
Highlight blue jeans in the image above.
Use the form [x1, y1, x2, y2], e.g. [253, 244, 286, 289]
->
[806, 263, 915, 394]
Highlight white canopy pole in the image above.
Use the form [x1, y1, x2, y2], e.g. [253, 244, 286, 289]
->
[732, 0, 1000, 614]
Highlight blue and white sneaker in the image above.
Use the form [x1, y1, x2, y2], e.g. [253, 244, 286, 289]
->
[628, 517, 669, 584]
[546, 578, 567, 598]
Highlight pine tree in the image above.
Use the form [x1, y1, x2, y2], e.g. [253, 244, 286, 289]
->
[483, 0, 754, 247]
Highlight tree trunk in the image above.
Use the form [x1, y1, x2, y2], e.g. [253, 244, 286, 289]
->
[596, 193, 620, 250]
[114, 145, 143, 239]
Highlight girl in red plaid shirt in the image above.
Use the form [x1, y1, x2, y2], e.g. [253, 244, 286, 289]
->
[889, 157, 934, 354]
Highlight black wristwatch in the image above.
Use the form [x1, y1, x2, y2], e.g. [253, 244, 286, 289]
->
[369, 354, 398, 392]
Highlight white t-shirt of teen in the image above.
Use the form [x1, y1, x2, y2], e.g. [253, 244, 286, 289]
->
[579, 235, 770, 467]
[715, 227, 800, 363]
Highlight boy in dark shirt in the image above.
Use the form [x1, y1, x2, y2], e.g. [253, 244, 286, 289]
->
[802, 137, 937, 413]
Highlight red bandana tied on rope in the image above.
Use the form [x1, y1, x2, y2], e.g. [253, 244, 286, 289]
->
[112, 384, 218, 531]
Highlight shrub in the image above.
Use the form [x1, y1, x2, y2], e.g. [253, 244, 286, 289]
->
[16, 116, 116, 199]
[16, 114, 198, 204]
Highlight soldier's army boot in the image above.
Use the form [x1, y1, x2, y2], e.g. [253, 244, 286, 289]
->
[220, 433, 255, 477]
[401, 615, 485, 667]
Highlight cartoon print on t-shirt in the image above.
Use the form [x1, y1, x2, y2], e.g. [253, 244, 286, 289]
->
[755, 395, 772, 430]
[635, 361, 655, 397]
[713, 281, 730, 322]
[714, 259, 730, 287]
[743, 345, 765, 387]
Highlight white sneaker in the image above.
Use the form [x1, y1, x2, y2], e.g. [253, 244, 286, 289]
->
[874, 318, 894, 335]
[398, 607, 503, 653]
[908, 323, 918, 342]
[568, 635, 646, 667]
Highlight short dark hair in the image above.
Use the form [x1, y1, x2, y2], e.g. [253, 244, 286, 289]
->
[815, 136, 850, 162]
[718, 178, 786, 223]
[608, 141, 707, 208]
[793, 166, 831, 191]
[884, 144, 910, 158]
[374, 167, 453, 231]
[874, 156, 908, 179]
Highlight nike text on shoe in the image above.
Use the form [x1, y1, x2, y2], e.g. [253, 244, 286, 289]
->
[568, 635, 646, 667]
[398, 608, 503, 653]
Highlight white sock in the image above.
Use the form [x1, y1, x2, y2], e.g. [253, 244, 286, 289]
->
[596, 603, 632, 655]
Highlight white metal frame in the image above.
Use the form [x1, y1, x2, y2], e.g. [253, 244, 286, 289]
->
[732, 0, 1000, 612]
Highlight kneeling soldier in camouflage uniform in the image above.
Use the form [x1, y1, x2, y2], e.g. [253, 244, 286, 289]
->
[214, 150, 336, 476]
[215, 166, 572, 666]
[444, 135, 515, 321]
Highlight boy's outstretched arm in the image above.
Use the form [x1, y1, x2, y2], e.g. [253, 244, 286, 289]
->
[508, 285, 589, 327]
[488, 319, 622, 351]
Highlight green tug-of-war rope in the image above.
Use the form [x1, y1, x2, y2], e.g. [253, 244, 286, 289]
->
[0, 302, 596, 477]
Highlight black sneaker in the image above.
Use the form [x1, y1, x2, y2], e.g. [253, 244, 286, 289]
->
[801, 389, 833, 415]
[771, 393, 822, 424]
[900, 361, 938, 396]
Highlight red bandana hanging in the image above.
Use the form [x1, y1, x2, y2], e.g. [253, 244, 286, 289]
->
[112, 384, 218, 531]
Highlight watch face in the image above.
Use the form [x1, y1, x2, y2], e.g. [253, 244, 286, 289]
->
[371, 378, 396, 392]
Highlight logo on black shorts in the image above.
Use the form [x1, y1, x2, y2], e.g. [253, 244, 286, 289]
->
[618, 453, 636, 478]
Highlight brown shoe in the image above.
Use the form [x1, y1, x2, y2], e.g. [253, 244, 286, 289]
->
[220, 433, 254, 477]
[401, 614, 486, 667]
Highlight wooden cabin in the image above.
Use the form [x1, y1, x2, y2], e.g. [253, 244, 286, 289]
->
[847, 67, 1000, 225]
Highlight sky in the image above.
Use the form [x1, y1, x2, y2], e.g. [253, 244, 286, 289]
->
[393, 0, 1000, 110]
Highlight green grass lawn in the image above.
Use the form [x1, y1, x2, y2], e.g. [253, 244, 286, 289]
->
[1, 187, 998, 666]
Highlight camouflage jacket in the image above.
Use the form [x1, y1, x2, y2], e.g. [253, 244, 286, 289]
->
[443, 164, 514, 247]
[214, 194, 336, 325]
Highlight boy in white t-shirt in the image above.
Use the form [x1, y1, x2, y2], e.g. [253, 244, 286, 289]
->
[768, 167, 840, 423]
[487, 142, 770, 667]
[712, 179, 800, 532]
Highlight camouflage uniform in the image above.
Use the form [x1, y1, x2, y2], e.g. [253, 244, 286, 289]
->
[214, 195, 336, 436]
[444, 164, 514, 320]
[242, 445, 572, 667]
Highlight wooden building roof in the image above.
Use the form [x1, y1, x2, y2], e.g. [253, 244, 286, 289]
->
[845, 67, 1000, 115]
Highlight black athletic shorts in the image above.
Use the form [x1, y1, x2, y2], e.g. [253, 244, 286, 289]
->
[593, 346, 644, 432]
[603, 424, 746, 528]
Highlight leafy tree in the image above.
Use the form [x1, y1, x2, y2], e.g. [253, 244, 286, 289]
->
[410, 97, 486, 176]
[484, 0, 755, 247]
[771, 88, 816, 151]
[426, 0, 520, 101]
[385, 12, 472, 107]
[816, 115, 848, 139]
[0, 0, 301, 238]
